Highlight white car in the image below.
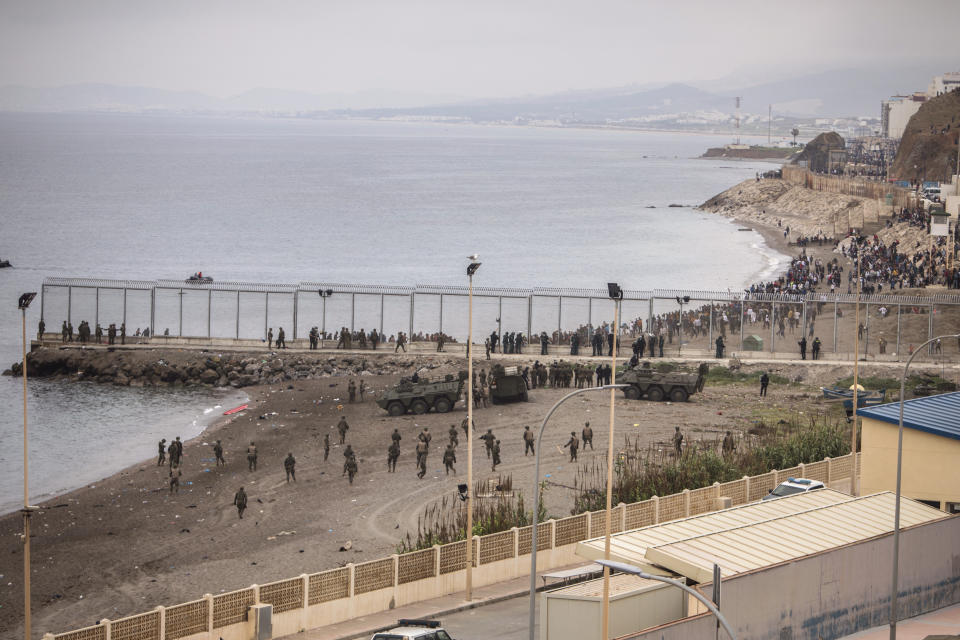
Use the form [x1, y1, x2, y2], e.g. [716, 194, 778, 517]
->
[372, 619, 455, 640]
[762, 477, 825, 501]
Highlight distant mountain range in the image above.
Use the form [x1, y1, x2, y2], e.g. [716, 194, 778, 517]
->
[0, 60, 953, 121]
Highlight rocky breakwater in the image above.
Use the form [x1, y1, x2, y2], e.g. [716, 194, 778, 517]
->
[2, 347, 444, 389]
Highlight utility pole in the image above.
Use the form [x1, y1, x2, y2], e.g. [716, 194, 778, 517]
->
[768, 104, 772, 145]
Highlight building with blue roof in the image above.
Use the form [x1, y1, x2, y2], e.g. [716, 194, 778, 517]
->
[858, 391, 960, 512]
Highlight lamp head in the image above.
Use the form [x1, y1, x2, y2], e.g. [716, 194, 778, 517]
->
[607, 283, 623, 300]
[318, 289, 333, 297]
[18, 292, 37, 310]
[467, 262, 481, 276]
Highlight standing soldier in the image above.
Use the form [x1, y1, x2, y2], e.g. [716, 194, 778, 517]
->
[168, 439, 181, 469]
[157, 438, 167, 466]
[798, 336, 807, 360]
[443, 444, 457, 475]
[323, 433, 331, 461]
[582, 422, 594, 450]
[358, 380, 366, 402]
[234, 487, 247, 519]
[418, 427, 432, 449]
[267, 327, 273, 349]
[213, 440, 225, 466]
[564, 432, 579, 462]
[491, 440, 501, 471]
[391, 428, 402, 448]
[61, 321, 69, 343]
[523, 426, 535, 456]
[715, 335, 725, 359]
[480, 429, 496, 458]
[346, 455, 358, 484]
[277, 327, 286, 348]
[120, 322, 126, 345]
[169, 465, 181, 494]
[348, 379, 357, 403]
[387, 441, 400, 472]
[461, 417, 473, 438]
[812, 337, 822, 360]
[722, 431, 736, 456]
[342, 444, 355, 475]
[284, 453, 296, 483]
[95, 323, 103, 344]
[416, 446, 428, 479]
[415, 439, 428, 469]
[337, 416, 349, 444]
[247, 441, 258, 471]
[540, 331, 549, 355]
[672, 427, 684, 458]
[448, 424, 459, 448]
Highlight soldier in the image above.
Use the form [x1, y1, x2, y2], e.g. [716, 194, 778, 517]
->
[484, 338, 491, 359]
[812, 337, 822, 360]
[418, 427, 431, 448]
[169, 465, 181, 494]
[120, 322, 126, 345]
[284, 453, 296, 482]
[395, 331, 406, 352]
[564, 432, 579, 462]
[391, 428, 402, 447]
[722, 431, 736, 456]
[582, 422, 594, 450]
[167, 439, 181, 469]
[416, 454, 427, 480]
[234, 487, 247, 519]
[658, 333, 665, 358]
[491, 440, 501, 471]
[174, 436, 183, 463]
[342, 444, 355, 475]
[358, 380, 366, 402]
[448, 424, 459, 448]
[480, 429, 496, 458]
[277, 327, 286, 349]
[107, 323, 116, 345]
[759, 372, 770, 397]
[415, 439, 428, 469]
[490, 330, 499, 353]
[387, 441, 400, 472]
[636, 334, 645, 358]
[95, 323, 103, 344]
[436, 332, 445, 352]
[371, 328, 380, 350]
[247, 441, 258, 471]
[672, 427, 684, 458]
[461, 417, 474, 438]
[715, 335, 725, 359]
[337, 416, 349, 444]
[323, 433, 330, 461]
[540, 331, 549, 355]
[348, 379, 357, 403]
[479, 368, 487, 388]
[157, 438, 167, 466]
[37, 318, 45, 341]
[523, 426, 535, 456]
[798, 336, 807, 360]
[213, 440, 225, 466]
[443, 444, 457, 475]
[267, 327, 273, 349]
[346, 455, 358, 484]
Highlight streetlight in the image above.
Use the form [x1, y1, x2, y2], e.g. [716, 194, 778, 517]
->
[676, 296, 689, 356]
[18, 292, 38, 640]
[595, 560, 738, 640]
[889, 332, 960, 640]
[528, 384, 627, 640]
[600, 284, 623, 640]
[318, 289, 333, 348]
[465, 257, 481, 602]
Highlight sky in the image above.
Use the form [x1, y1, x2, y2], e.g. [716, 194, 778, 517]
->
[0, 0, 957, 101]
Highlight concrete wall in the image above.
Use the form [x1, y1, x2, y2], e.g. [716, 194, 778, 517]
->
[542, 580, 682, 640]
[861, 416, 960, 510]
[618, 516, 960, 640]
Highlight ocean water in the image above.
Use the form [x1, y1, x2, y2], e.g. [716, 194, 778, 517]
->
[0, 113, 785, 512]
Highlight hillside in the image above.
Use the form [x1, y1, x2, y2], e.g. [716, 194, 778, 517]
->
[891, 88, 960, 182]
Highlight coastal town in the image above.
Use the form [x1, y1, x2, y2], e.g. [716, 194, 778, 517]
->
[2, 6, 960, 640]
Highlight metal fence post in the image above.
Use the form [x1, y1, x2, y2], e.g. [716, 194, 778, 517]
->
[409, 292, 415, 344]
[558, 295, 562, 343]
[527, 295, 532, 344]
[150, 286, 156, 336]
[833, 298, 839, 353]
[235, 290, 240, 339]
[264, 292, 269, 341]
[67, 285, 72, 326]
[380, 294, 385, 336]
[178, 288, 183, 337]
[770, 302, 776, 353]
[708, 300, 714, 346]
[928, 302, 934, 354]
[40, 284, 46, 325]
[351, 293, 356, 333]
[439, 294, 443, 336]
[122, 287, 127, 330]
[292, 290, 298, 340]
[739, 297, 745, 351]
[95, 287, 100, 331]
[588, 297, 592, 329]
[896, 303, 902, 361]
[208, 289, 212, 338]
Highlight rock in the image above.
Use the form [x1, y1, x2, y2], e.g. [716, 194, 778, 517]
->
[339, 540, 352, 552]
[199, 369, 219, 384]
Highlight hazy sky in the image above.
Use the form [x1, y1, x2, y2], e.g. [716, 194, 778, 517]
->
[0, 0, 956, 99]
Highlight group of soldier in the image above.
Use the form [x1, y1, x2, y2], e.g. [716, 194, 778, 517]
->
[57, 319, 125, 344]
[266, 327, 287, 349]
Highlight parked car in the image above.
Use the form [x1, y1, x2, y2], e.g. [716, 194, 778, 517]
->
[372, 619, 454, 640]
[761, 477, 825, 501]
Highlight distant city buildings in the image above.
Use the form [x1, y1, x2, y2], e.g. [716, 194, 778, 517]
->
[880, 70, 960, 138]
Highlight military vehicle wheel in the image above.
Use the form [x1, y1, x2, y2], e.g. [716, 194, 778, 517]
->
[623, 386, 641, 400]
[410, 399, 429, 415]
[387, 401, 406, 417]
[434, 397, 452, 413]
[647, 386, 664, 402]
[521, 391, 529, 402]
[669, 387, 689, 402]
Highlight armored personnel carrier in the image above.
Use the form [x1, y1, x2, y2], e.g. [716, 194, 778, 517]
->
[618, 362, 707, 402]
[377, 371, 465, 416]
[489, 364, 528, 404]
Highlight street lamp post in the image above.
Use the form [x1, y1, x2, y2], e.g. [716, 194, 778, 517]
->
[528, 384, 627, 640]
[465, 259, 481, 602]
[596, 560, 737, 640]
[600, 284, 623, 640]
[676, 296, 689, 356]
[318, 289, 332, 348]
[19, 292, 37, 640]
[888, 332, 960, 640]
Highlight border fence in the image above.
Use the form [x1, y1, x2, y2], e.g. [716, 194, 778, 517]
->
[781, 165, 915, 210]
[47, 453, 860, 640]
[39, 277, 960, 361]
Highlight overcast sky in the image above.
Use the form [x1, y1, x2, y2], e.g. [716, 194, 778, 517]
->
[0, 0, 956, 99]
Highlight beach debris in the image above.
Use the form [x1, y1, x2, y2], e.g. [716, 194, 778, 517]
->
[339, 541, 353, 552]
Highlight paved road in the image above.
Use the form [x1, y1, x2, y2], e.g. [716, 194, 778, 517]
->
[441, 592, 536, 640]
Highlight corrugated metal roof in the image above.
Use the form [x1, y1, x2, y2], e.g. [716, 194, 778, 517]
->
[576, 489, 853, 572]
[644, 493, 947, 582]
[546, 573, 665, 600]
[858, 392, 960, 442]
[577, 491, 948, 583]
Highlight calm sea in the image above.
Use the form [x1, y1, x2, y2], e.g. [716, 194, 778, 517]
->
[0, 113, 784, 512]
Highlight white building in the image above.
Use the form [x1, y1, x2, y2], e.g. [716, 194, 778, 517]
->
[928, 71, 960, 97]
[881, 93, 926, 138]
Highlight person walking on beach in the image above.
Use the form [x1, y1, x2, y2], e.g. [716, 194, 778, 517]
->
[759, 372, 770, 397]
[247, 442, 258, 471]
[157, 438, 167, 466]
[234, 487, 247, 519]
[582, 422, 594, 450]
[213, 440, 225, 466]
[443, 444, 457, 475]
[523, 426, 535, 456]
[323, 433, 330, 461]
[564, 432, 579, 462]
[337, 416, 349, 444]
[284, 453, 296, 482]
[388, 441, 400, 472]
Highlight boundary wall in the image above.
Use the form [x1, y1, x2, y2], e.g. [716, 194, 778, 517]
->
[46, 454, 860, 640]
